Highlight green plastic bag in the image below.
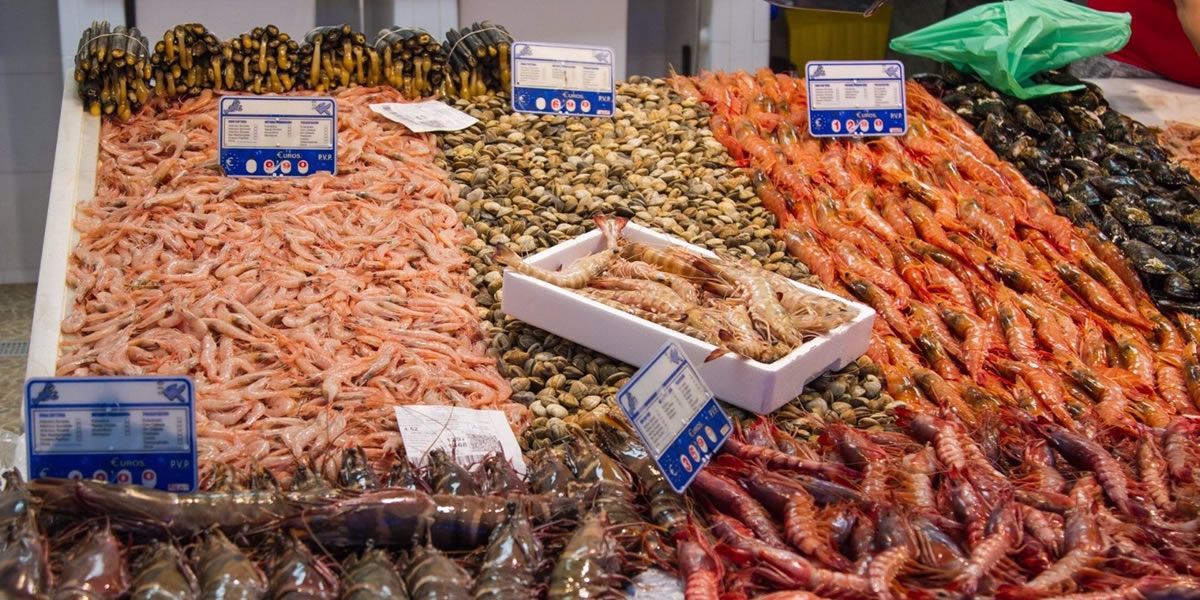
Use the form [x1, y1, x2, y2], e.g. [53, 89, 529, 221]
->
[889, 0, 1131, 99]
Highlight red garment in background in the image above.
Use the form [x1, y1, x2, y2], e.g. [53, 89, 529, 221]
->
[1089, 0, 1200, 87]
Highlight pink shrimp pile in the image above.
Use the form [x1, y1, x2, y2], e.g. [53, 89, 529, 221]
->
[57, 87, 523, 480]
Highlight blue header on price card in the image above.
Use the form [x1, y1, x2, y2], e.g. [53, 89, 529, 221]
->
[25, 377, 198, 492]
[511, 41, 615, 117]
[616, 341, 732, 493]
[219, 96, 337, 177]
[806, 60, 908, 138]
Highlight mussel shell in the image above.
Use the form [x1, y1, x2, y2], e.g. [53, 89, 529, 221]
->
[1064, 180, 1103, 206]
[941, 90, 971, 107]
[1184, 211, 1200, 235]
[1140, 143, 1168, 164]
[1110, 198, 1154, 228]
[1150, 161, 1192, 188]
[1062, 158, 1104, 180]
[1091, 175, 1145, 199]
[1176, 232, 1200, 258]
[1060, 198, 1099, 228]
[1105, 143, 1151, 165]
[1170, 254, 1200, 271]
[1121, 239, 1178, 275]
[1133, 225, 1181, 254]
[1100, 155, 1132, 177]
[1128, 121, 1156, 145]
[1043, 124, 1076, 157]
[958, 82, 999, 100]
[954, 103, 977, 121]
[1185, 266, 1200, 288]
[1047, 170, 1073, 194]
[974, 98, 1008, 119]
[980, 113, 1013, 148]
[1013, 104, 1046, 133]
[1100, 110, 1128, 141]
[1098, 207, 1130, 243]
[1075, 131, 1106, 161]
[913, 72, 947, 95]
[1175, 187, 1200, 208]
[1040, 106, 1066, 126]
[1164, 272, 1200, 300]
[1065, 106, 1103, 131]
[1144, 196, 1185, 224]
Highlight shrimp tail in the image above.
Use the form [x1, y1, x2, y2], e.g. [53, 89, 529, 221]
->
[492, 245, 520, 267]
[593, 214, 628, 248]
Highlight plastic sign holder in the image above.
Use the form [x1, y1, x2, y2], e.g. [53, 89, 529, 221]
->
[616, 341, 732, 492]
[219, 96, 337, 177]
[806, 60, 908, 138]
[24, 377, 198, 492]
[511, 41, 615, 117]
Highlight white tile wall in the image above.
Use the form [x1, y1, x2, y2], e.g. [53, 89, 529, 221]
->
[1, 0, 68, 284]
[459, 0, 629, 80]
[0, 174, 51, 284]
[388, 0, 456, 38]
[700, 0, 768, 72]
[136, 0, 316, 41]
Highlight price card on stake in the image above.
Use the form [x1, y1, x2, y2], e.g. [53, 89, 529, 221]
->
[511, 41, 615, 117]
[24, 377, 198, 492]
[806, 60, 908, 138]
[219, 96, 337, 177]
[616, 341, 732, 492]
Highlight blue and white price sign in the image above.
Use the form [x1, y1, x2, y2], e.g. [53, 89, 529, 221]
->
[24, 377, 198, 492]
[511, 41, 614, 117]
[806, 60, 908, 138]
[219, 96, 337, 177]
[616, 341, 732, 493]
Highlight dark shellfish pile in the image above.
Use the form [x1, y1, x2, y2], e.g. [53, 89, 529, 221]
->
[920, 70, 1200, 314]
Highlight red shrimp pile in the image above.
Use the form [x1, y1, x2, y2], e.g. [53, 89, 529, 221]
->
[681, 70, 1200, 431]
[57, 87, 524, 479]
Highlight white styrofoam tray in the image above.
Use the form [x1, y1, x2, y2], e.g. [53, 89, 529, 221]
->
[501, 222, 876, 415]
[10, 83, 98, 474]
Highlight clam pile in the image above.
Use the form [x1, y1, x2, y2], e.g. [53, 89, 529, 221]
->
[441, 77, 893, 444]
[922, 70, 1200, 313]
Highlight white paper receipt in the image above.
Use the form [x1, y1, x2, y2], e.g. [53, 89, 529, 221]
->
[370, 101, 479, 133]
[394, 405, 525, 474]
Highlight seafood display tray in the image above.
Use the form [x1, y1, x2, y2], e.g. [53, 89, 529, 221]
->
[6, 88, 96, 472]
[501, 223, 876, 415]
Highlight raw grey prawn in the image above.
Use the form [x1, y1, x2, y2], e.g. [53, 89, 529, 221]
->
[194, 529, 268, 600]
[493, 215, 627, 289]
[472, 504, 541, 600]
[404, 543, 472, 600]
[128, 541, 198, 600]
[548, 510, 624, 599]
[277, 488, 569, 550]
[54, 521, 130, 600]
[0, 510, 50, 599]
[341, 550, 408, 600]
[30, 477, 307, 534]
[266, 534, 339, 599]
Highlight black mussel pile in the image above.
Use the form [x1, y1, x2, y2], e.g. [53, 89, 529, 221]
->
[919, 70, 1200, 313]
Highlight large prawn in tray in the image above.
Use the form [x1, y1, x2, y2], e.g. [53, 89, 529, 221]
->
[56, 86, 524, 481]
[495, 216, 856, 364]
